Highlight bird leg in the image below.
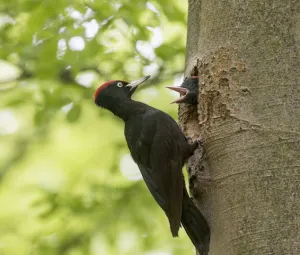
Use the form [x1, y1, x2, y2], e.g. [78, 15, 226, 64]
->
[188, 136, 204, 153]
[196, 137, 203, 147]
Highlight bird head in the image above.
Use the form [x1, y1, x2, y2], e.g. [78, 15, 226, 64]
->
[166, 76, 199, 105]
[94, 75, 150, 106]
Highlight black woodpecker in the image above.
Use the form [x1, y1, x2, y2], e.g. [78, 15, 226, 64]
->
[166, 76, 199, 105]
[94, 76, 210, 254]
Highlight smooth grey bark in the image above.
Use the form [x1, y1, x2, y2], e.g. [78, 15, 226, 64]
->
[181, 1, 300, 254]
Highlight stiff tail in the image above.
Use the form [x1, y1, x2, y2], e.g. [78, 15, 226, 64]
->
[181, 189, 210, 255]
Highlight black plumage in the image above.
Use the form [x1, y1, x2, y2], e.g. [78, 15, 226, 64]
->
[94, 76, 210, 254]
[166, 76, 199, 105]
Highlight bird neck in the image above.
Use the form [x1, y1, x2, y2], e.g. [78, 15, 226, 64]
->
[101, 96, 148, 121]
[189, 92, 198, 105]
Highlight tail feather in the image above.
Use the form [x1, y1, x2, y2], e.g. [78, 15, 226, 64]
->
[181, 189, 210, 255]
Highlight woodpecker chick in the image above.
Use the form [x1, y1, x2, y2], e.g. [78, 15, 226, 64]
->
[94, 76, 210, 255]
[166, 76, 199, 105]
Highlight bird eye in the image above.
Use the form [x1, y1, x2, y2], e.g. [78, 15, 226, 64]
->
[117, 82, 123, 87]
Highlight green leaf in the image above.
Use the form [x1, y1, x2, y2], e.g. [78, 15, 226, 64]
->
[66, 103, 81, 122]
[34, 108, 47, 126]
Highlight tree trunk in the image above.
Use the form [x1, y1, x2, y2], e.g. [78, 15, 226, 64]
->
[181, 1, 300, 254]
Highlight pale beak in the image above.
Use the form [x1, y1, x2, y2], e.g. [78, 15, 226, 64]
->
[166, 86, 189, 104]
[126, 75, 150, 91]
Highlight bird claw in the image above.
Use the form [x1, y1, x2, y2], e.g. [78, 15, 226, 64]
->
[196, 137, 204, 147]
[195, 137, 205, 160]
[187, 137, 204, 157]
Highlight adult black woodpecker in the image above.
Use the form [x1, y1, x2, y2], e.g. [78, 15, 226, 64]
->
[94, 76, 210, 255]
[166, 76, 199, 105]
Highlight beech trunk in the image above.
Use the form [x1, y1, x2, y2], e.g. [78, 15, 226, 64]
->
[181, 1, 300, 254]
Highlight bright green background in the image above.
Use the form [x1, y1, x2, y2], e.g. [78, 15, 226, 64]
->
[0, 1, 193, 254]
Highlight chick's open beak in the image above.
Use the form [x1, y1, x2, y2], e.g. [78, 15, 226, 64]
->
[166, 86, 189, 104]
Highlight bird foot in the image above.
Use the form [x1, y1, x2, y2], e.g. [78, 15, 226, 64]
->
[186, 136, 204, 157]
[195, 137, 206, 160]
[196, 137, 203, 147]
[186, 136, 203, 146]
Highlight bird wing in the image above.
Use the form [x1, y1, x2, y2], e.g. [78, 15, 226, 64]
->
[133, 111, 185, 236]
[137, 159, 184, 237]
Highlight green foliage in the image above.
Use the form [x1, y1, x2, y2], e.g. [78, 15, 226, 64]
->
[0, 0, 193, 254]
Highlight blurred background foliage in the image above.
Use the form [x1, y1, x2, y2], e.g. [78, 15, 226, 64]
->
[0, 0, 191, 254]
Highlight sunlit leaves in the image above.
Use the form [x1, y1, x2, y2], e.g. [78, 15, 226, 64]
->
[0, 0, 190, 254]
[0, 60, 21, 84]
[66, 103, 81, 122]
